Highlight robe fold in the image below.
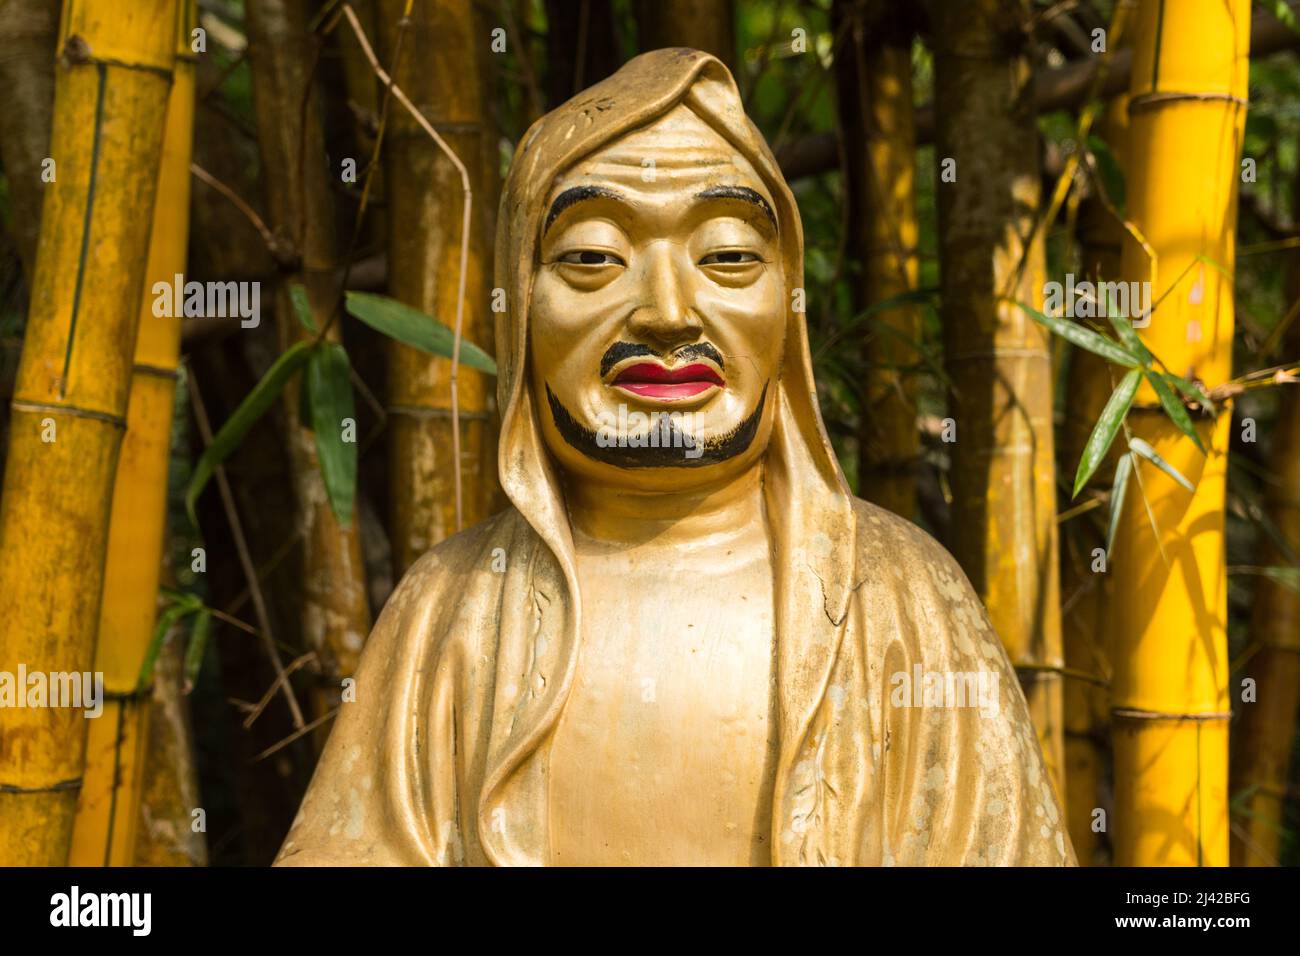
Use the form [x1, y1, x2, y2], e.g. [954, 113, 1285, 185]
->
[276, 497, 1072, 866]
[274, 47, 1074, 867]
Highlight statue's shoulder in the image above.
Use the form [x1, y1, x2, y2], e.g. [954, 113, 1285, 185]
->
[367, 506, 537, 654]
[846, 495, 981, 606]
[848, 496, 954, 572]
[393, 506, 534, 594]
[846, 496, 1005, 679]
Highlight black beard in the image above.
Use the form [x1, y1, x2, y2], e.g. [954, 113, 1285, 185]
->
[543, 383, 769, 468]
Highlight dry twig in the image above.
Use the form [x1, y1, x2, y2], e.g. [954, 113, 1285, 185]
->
[186, 363, 307, 731]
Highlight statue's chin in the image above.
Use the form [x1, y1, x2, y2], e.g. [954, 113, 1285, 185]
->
[543, 382, 769, 471]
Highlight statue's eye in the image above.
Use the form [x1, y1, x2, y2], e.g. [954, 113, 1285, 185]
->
[558, 250, 625, 266]
[699, 251, 760, 265]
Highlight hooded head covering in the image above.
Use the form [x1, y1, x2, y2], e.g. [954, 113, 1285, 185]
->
[482, 48, 859, 860]
[493, 47, 853, 557]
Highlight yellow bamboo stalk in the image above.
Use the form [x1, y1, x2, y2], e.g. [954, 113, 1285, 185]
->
[380, 0, 494, 572]
[1110, 0, 1249, 867]
[0, 0, 177, 865]
[1061, 92, 1131, 866]
[930, 0, 1065, 797]
[68, 0, 195, 867]
[246, 0, 370, 695]
[835, 0, 921, 519]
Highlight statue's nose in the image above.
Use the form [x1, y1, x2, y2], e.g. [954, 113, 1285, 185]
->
[626, 242, 703, 345]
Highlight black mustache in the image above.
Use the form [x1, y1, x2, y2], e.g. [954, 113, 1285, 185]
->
[599, 342, 726, 378]
[545, 382, 768, 469]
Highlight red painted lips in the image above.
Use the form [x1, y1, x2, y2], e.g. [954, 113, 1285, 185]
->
[612, 362, 725, 399]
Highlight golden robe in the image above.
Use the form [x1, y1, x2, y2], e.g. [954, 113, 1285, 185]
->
[275, 49, 1075, 867]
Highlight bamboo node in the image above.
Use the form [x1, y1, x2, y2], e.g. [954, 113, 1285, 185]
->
[1111, 707, 1233, 722]
[9, 400, 127, 429]
[1128, 91, 1248, 112]
[133, 363, 180, 381]
[0, 778, 82, 794]
[57, 34, 175, 79]
[387, 404, 491, 421]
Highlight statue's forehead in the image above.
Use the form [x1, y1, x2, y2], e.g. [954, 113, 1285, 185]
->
[546, 104, 773, 204]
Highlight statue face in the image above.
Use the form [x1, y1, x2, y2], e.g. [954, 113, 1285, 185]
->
[529, 105, 787, 491]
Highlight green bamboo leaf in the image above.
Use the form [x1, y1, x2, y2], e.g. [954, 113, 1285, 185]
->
[307, 342, 357, 526]
[1230, 565, 1300, 594]
[345, 291, 498, 375]
[186, 340, 315, 526]
[1106, 309, 1153, 366]
[159, 587, 203, 612]
[1145, 369, 1206, 454]
[183, 609, 213, 694]
[1164, 371, 1215, 415]
[289, 282, 317, 334]
[1106, 452, 1133, 556]
[137, 602, 195, 692]
[1074, 368, 1142, 498]
[1128, 436, 1194, 492]
[1013, 299, 1140, 368]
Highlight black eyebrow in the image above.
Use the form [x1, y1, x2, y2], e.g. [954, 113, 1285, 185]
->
[695, 186, 777, 230]
[544, 185, 626, 235]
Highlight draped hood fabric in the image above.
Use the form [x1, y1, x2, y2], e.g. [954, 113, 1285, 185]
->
[275, 49, 1074, 867]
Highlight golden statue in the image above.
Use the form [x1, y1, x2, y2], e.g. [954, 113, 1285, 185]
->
[276, 49, 1074, 867]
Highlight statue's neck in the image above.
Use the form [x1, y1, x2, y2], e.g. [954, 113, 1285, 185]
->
[562, 464, 768, 549]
